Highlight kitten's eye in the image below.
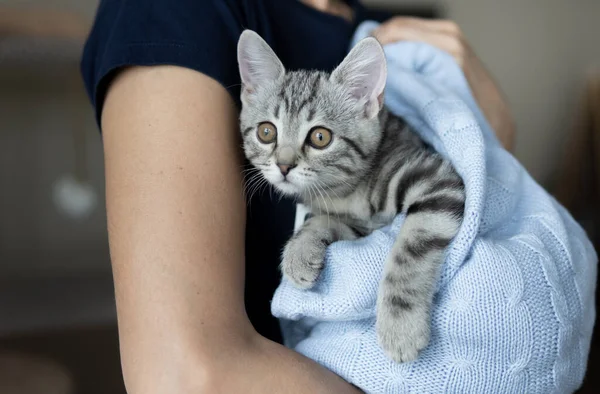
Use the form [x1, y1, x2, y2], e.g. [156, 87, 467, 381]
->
[308, 127, 332, 149]
[257, 122, 277, 144]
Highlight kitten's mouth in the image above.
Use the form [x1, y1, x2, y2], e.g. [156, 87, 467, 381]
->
[275, 178, 299, 195]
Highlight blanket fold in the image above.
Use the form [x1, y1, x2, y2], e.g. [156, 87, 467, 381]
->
[271, 21, 597, 394]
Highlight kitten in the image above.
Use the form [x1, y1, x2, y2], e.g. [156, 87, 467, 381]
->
[237, 30, 465, 363]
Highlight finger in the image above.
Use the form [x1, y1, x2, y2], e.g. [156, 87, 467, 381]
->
[376, 17, 462, 35]
[371, 18, 431, 44]
[372, 24, 464, 64]
[416, 19, 462, 35]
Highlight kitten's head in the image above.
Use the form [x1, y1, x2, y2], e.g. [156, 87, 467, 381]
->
[237, 30, 387, 199]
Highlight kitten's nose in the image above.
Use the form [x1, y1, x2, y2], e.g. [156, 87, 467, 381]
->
[277, 163, 295, 176]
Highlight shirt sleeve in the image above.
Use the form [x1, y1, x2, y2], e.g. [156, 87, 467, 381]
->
[80, 0, 261, 127]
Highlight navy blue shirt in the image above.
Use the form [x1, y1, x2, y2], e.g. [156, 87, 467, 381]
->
[81, 0, 389, 343]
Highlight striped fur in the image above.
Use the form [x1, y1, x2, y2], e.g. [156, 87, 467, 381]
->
[237, 31, 465, 363]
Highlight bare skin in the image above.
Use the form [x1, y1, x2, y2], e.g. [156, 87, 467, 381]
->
[102, 65, 362, 393]
[100, 2, 514, 393]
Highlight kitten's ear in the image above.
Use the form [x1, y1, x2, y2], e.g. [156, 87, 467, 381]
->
[237, 30, 285, 98]
[330, 37, 387, 119]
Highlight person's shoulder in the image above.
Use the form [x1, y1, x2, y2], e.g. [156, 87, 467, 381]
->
[81, 0, 269, 126]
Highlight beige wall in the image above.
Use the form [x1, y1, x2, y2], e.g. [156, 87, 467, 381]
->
[0, 0, 96, 18]
[1, 0, 598, 278]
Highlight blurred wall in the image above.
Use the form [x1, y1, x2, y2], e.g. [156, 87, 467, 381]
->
[0, 0, 96, 18]
[0, 78, 108, 278]
[0, 0, 598, 278]
[0, 1, 106, 279]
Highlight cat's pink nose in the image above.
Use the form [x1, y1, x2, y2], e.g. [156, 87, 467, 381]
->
[278, 164, 295, 176]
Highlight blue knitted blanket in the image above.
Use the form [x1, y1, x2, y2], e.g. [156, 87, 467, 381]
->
[271, 21, 598, 393]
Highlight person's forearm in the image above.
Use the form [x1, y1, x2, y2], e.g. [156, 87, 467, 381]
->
[101, 65, 360, 393]
[462, 54, 516, 151]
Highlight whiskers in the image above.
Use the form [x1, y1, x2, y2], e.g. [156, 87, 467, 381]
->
[315, 178, 346, 228]
[300, 168, 345, 230]
[241, 165, 272, 205]
[321, 173, 354, 193]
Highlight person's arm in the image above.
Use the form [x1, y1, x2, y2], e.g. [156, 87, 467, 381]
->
[101, 65, 361, 393]
[372, 17, 516, 151]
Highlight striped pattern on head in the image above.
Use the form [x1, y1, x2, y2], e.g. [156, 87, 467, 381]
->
[237, 29, 387, 199]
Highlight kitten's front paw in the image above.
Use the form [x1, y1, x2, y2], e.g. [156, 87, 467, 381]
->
[376, 306, 430, 363]
[281, 233, 328, 289]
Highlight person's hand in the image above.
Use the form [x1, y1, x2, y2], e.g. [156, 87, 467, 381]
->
[372, 17, 516, 151]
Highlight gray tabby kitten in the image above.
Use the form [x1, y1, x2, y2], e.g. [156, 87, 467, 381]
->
[237, 30, 465, 363]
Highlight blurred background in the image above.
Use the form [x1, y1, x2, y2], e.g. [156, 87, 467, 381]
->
[0, 0, 598, 393]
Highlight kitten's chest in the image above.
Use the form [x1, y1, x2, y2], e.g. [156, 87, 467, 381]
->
[308, 186, 394, 232]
